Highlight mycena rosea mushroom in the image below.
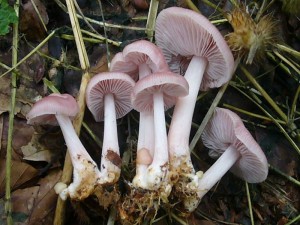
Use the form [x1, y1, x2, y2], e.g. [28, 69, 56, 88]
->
[155, 7, 234, 209]
[131, 71, 189, 191]
[110, 40, 169, 81]
[120, 71, 189, 224]
[86, 72, 135, 186]
[110, 40, 170, 188]
[86, 72, 135, 207]
[200, 108, 268, 199]
[26, 93, 101, 200]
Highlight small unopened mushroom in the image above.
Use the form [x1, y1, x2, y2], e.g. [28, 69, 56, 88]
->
[196, 107, 268, 211]
[26, 93, 101, 200]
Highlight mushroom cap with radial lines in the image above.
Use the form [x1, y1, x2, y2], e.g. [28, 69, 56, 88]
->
[86, 72, 135, 122]
[110, 52, 139, 81]
[110, 40, 169, 80]
[26, 93, 79, 126]
[132, 71, 189, 112]
[155, 7, 235, 91]
[201, 107, 268, 183]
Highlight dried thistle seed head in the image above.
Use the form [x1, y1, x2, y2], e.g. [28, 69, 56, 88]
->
[225, 5, 280, 64]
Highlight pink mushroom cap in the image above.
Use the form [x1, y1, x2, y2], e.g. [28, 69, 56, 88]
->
[132, 71, 189, 112]
[26, 93, 79, 126]
[110, 52, 139, 81]
[155, 7, 235, 91]
[202, 107, 268, 183]
[86, 72, 136, 122]
[110, 40, 169, 80]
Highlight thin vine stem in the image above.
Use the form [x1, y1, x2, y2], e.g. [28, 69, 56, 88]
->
[5, 1, 19, 224]
[245, 182, 254, 225]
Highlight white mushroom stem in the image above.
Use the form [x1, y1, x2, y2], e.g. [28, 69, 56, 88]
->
[146, 92, 169, 189]
[133, 63, 155, 188]
[137, 63, 154, 159]
[168, 56, 208, 163]
[99, 93, 120, 184]
[197, 145, 239, 199]
[55, 114, 100, 200]
[56, 114, 94, 162]
[133, 110, 154, 188]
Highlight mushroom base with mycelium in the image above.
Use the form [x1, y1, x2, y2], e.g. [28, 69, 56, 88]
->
[118, 183, 171, 225]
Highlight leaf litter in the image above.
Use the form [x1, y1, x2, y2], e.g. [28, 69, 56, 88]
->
[0, 0, 300, 224]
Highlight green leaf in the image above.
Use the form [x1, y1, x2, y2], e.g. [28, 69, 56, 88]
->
[0, 0, 18, 36]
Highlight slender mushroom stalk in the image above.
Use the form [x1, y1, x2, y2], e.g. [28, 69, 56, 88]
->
[100, 93, 120, 183]
[193, 107, 268, 212]
[144, 92, 170, 190]
[168, 57, 207, 167]
[155, 7, 235, 211]
[26, 93, 101, 201]
[132, 110, 154, 187]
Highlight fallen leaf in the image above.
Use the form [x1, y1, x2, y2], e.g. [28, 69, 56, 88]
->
[19, 0, 49, 41]
[11, 186, 40, 224]
[0, 115, 35, 159]
[27, 169, 62, 225]
[0, 159, 39, 197]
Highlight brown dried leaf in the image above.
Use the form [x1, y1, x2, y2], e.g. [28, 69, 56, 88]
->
[0, 159, 39, 196]
[1, 115, 35, 159]
[11, 186, 40, 224]
[8, 169, 62, 225]
[26, 169, 62, 225]
[20, 0, 49, 41]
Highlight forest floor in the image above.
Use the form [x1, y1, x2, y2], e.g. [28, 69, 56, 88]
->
[0, 0, 299, 224]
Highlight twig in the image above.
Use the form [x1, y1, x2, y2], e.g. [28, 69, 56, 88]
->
[245, 182, 254, 225]
[171, 213, 188, 225]
[276, 44, 300, 60]
[43, 78, 60, 93]
[185, 0, 200, 13]
[195, 210, 241, 224]
[240, 66, 288, 123]
[267, 52, 293, 77]
[230, 85, 300, 155]
[285, 214, 300, 225]
[53, 0, 150, 31]
[5, 1, 19, 224]
[81, 29, 121, 47]
[146, 0, 159, 41]
[201, 0, 223, 13]
[97, 0, 111, 67]
[0, 30, 56, 78]
[268, 164, 300, 187]
[273, 50, 300, 75]
[189, 82, 229, 152]
[82, 122, 103, 147]
[30, 0, 47, 32]
[53, 0, 91, 224]
[223, 103, 286, 125]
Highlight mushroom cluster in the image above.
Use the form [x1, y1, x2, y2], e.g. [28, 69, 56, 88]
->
[26, 6, 268, 224]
